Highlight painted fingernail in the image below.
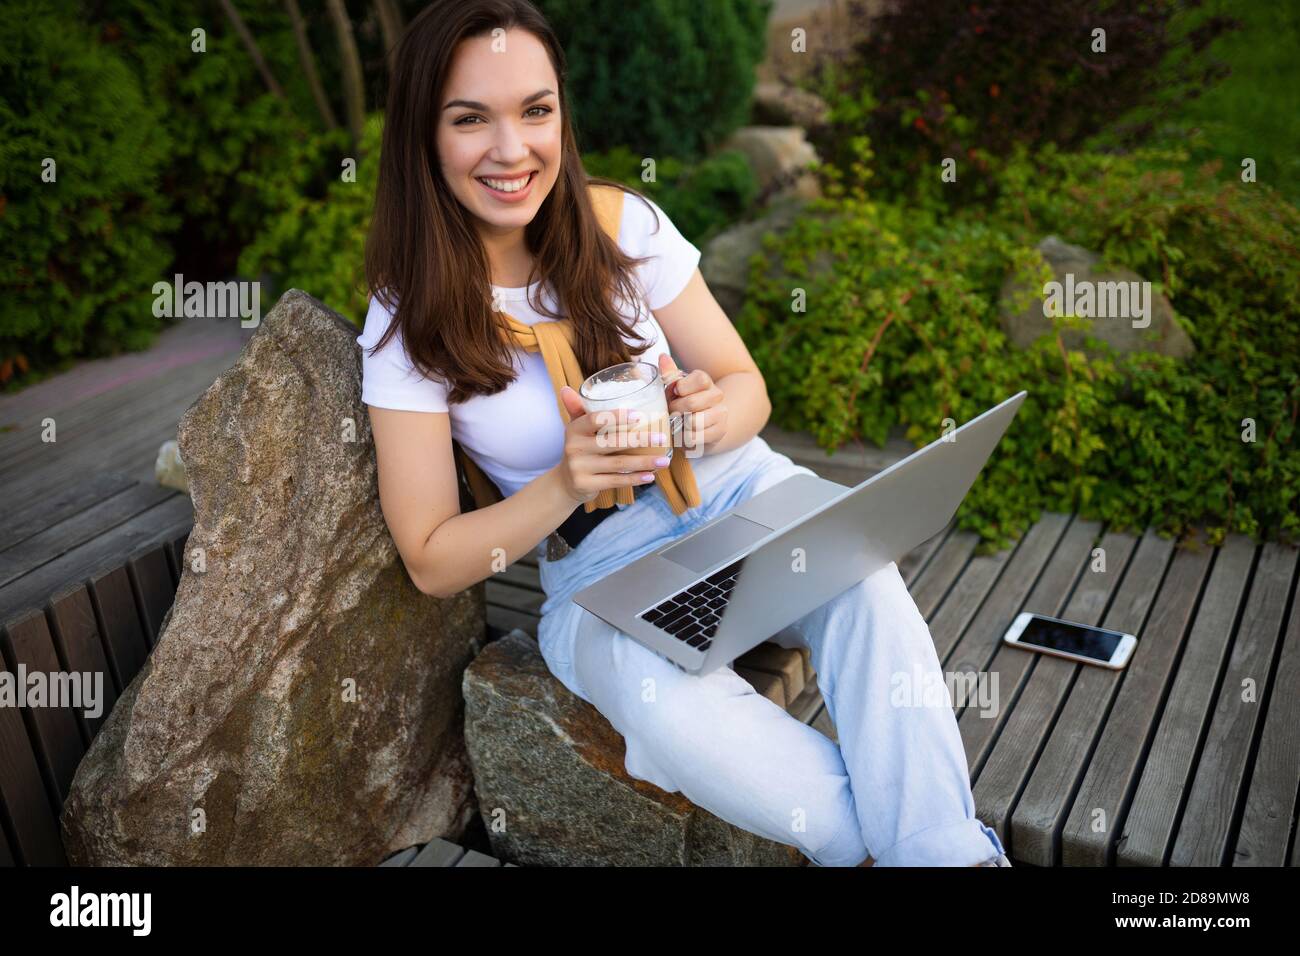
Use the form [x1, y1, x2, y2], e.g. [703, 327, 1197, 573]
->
[651, 432, 667, 445]
[640, 473, 655, 482]
[654, 456, 670, 467]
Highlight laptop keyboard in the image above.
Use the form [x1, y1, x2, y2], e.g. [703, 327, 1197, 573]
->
[637, 559, 743, 651]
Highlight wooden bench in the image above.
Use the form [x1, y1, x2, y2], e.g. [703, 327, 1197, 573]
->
[4, 468, 1296, 867]
[378, 838, 517, 868]
[0, 473, 194, 865]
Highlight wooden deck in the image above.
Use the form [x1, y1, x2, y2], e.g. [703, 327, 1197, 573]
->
[0, 316, 253, 503]
[486, 499, 1300, 867]
[2, 320, 1297, 867]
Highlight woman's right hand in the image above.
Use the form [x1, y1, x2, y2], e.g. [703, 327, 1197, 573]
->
[555, 385, 670, 504]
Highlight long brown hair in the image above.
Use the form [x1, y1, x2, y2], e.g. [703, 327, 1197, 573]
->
[364, 0, 659, 406]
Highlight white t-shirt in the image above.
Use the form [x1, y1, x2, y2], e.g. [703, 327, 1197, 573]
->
[359, 190, 725, 503]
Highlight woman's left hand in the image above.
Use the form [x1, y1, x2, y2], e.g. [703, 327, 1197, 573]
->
[658, 353, 727, 456]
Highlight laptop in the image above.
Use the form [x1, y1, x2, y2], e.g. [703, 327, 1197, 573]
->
[573, 391, 1027, 676]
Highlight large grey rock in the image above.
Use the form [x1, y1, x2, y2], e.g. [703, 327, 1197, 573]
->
[462, 631, 805, 866]
[61, 290, 484, 865]
[719, 125, 822, 204]
[701, 194, 811, 321]
[999, 236, 1195, 359]
[751, 81, 830, 130]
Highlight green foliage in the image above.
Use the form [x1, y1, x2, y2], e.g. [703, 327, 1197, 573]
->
[95, 0, 326, 265]
[1093, 0, 1300, 204]
[807, 0, 1236, 202]
[0, 0, 177, 379]
[581, 146, 758, 246]
[537, 0, 771, 160]
[237, 117, 380, 323]
[0, 0, 353, 387]
[736, 138, 1300, 550]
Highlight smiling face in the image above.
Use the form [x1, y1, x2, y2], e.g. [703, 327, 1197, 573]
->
[436, 28, 563, 239]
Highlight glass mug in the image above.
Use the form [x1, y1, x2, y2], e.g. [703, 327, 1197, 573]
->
[578, 360, 687, 464]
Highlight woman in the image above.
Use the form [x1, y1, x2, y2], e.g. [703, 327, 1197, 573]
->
[359, 0, 1009, 867]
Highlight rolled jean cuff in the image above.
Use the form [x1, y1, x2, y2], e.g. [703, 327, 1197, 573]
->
[872, 817, 1005, 867]
[806, 796, 869, 867]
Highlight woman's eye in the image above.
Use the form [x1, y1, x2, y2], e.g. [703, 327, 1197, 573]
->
[454, 106, 550, 126]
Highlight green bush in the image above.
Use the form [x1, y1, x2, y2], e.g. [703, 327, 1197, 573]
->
[94, 0, 327, 270]
[736, 138, 1300, 549]
[581, 146, 758, 246]
[237, 116, 379, 323]
[806, 0, 1236, 201]
[0, 0, 177, 381]
[0, 0, 350, 387]
[538, 0, 771, 160]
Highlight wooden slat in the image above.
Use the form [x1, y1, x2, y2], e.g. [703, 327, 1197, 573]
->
[926, 537, 1016, 661]
[971, 528, 1136, 851]
[0, 610, 86, 808]
[909, 531, 978, 619]
[162, 535, 181, 587]
[455, 848, 502, 867]
[1171, 541, 1298, 866]
[126, 542, 178, 649]
[941, 512, 1072, 680]
[1234, 572, 1300, 866]
[0, 482, 178, 591]
[810, 703, 837, 742]
[1060, 540, 1214, 866]
[735, 666, 785, 706]
[898, 521, 954, 587]
[0, 472, 137, 553]
[736, 642, 807, 702]
[85, 565, 150, 694]
[0, 495, 193, 625]
[496, 561, 541, 593]
[788, 675, 822, 724]
[1118, 536, 1256, 866]
[0, 347, 236, 488]
[45, 584, 118, 743]
[170, 531, 191, 581]
[961, 518, 1103, 777]
[1010, 528, 1173, 866]
[378, 846, 418, 867]
[0, 673, 67, 865]
[486, 605, 541, 639]
[411, 838, 465, 867]
[486, 579, 544, 617]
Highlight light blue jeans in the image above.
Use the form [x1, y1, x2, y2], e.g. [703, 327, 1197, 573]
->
[535, 435, 1006, 866]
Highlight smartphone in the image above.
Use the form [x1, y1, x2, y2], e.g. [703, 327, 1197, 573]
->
[1002, 612, 1136, 670]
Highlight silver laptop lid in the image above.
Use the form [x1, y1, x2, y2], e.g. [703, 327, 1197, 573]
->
[703, 391, 1028, 669]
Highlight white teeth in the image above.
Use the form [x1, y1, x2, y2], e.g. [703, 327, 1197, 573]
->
[479, 174, 531, 193]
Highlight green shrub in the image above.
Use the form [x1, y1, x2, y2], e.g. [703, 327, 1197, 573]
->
[736, 138, 1300, 549]
[581, 146, 758, 246]
[94, 0, 326, 271]
[0, 0, 177, 383]
[237, 116, 379, 323]
[806, 0, 1236, 200]
[538, 0, 771, 160]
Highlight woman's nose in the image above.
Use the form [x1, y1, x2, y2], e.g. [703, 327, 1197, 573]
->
[490, 120, 530, 164]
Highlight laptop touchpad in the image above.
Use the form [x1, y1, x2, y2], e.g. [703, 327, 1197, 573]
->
[660, 514, 772, 573]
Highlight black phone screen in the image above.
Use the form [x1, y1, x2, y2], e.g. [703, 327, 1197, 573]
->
[1018, 616, 1126, 662]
